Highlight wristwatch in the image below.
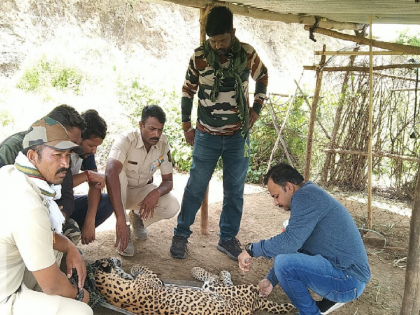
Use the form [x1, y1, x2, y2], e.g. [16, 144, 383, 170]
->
[75, 288, 85, 301]
[245, 243, 254, 257]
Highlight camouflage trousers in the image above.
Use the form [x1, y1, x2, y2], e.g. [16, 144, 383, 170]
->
[63, 218, 81, 245]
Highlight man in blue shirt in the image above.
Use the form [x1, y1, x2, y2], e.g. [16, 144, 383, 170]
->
[69, 109, 114, 245]
[239, 163, 371, 315]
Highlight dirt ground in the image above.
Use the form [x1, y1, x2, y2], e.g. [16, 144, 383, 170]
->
[80, 173, 411, 315]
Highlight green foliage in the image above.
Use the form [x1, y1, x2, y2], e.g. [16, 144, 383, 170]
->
[395, 30, 420, 47]
[0, 109, 14, 127]
[16, 56, 84, 92]
[247, 95, 310, 183]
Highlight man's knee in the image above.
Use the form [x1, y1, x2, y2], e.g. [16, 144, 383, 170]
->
[273, 254, 300, 282]
[163, 194, 180, 219]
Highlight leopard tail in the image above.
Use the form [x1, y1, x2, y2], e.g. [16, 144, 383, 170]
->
[256, 298, 295, 314]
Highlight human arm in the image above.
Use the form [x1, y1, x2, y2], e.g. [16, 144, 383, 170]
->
[52, 233, 87, 288]
[181, 52, 199, 145]
[105, 158, 130, 252]
[137, 173, 173, 221]
[80, 168, 102, 245]
[32, 262, 89, 304]
[55, 169, 74, 220]
[248, 47, 268, 126]
[238, 250, 252, 273]
[0, 131, 26, 166]
[258, 278, 274, 298]
[73, 170, 105, 188]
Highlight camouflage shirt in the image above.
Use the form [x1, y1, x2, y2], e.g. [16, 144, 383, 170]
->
[181, 40, 268, 135]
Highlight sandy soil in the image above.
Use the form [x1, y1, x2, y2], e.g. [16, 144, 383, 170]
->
[80, 173, 411, 315]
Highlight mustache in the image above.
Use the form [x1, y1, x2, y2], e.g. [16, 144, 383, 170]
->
[150, 137, 160, 141]
[55, 168, 68, 175]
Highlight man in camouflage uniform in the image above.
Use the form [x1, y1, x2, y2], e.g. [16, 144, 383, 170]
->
[170, 6, 268, 261]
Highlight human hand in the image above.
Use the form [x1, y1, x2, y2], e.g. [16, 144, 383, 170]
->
[184, 129, 195, 146]
[238, 250, 252, 273]
[249, 108, 259, 129]
[137, 189, 160, 221]
[87, 171, 106, 189]
[82, 289, 90, 304]
[66, 244, 86, 289]
[258, 278, 273, 298]
[115, 219, 130, 253]
[81, 217, 96, 245]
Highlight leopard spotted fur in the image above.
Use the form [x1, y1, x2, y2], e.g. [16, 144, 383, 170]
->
[94, 257, 295, 315]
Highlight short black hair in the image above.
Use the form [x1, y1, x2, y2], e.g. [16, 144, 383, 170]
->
[47, 104, 86, 131]
[22, 144, 44, 161]
[141, 105, 166, 125]
[264, 163, 304, 188]
[205, 6, 233, 37]
[81, 110, 107, 140]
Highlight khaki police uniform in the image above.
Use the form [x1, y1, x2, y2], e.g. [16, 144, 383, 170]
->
[108, 130, 179, 227]
[0, 166, 92, 315]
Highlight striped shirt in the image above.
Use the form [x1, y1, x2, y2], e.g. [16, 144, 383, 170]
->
[181, 41, 268, 135]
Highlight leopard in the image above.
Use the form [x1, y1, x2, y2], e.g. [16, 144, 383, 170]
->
[94, 257, 295, 315]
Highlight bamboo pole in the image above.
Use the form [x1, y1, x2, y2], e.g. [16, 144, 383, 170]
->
[315, 51, 407, 56]
[294, 79, 330, 140]
[303, 69, 418, 82]
[304, 45, 326, 181]
[266, 93, 296, 171]
[367, 16, 373, 230]
[400, 170, 420, 315]
[303, 25, 420, 55]
[199, 7, 209, 235]
[304, 64, 420, 72]
[164, 0, 364, 30]
[321, 46, 360, 183]
[323, 149, 420, 163]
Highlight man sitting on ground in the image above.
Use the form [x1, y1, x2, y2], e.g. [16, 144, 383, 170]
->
[0, 117, 92, 315]
[0, 105, 85, 245]
[238, 163, 371, 315]
[106, 105, 180, 256]
[68, 109, 114, 245]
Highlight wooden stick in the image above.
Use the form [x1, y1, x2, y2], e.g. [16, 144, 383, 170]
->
[199, 7, 209, 236]
[315, 51, 407, 56]
[323, 149, 420, 163]
[367, 16, 373, 230]
[200, 185, 209, 235]
[321, 47, 360, 183]
[294, 79, 330, 140]
[303, 25, 420, 55]
[304, 64, 420, 72]
[304, 45, 326, 181]
[400, 170, 420, 314]
[266, 99, 294, 168]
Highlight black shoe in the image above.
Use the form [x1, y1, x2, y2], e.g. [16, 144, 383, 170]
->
[316, 298, 346, 314]
[217, 237, 242, 261]
[170, 235, 188, 259]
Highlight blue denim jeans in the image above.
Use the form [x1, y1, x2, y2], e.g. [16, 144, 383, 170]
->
[274, 253, 366, 315]
[174, 129, 249, 241]
[71, 194, 114, 228]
